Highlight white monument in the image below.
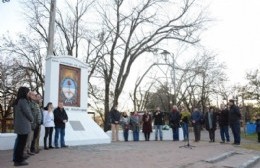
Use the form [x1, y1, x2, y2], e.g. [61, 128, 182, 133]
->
[42, 55, 110, 146]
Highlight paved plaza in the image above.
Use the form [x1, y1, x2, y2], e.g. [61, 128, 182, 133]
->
[1, 130, 259, 168]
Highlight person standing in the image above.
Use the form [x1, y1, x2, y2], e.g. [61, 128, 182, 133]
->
[180, 108, 191, 141]
[30, 94, 43, 153]
[53, 102, 68, 148]
[256, 114, 260, 143]
[204, 107, 217, 142]
[43, 102, 55, 149]
[110, 105, 121, 142]
[218, 104, 230, 143]
[169, 105, 181, 141]
[120, 112, 130, 141]
[142, 110, 152, 141]
[24, 91, 38, 156]
[191, 108, 203, 142]
[153, 107, 164, 141]
[130, 111, 141, 141]
[13, 87, 34, 166]
[228, 99, 241, 145]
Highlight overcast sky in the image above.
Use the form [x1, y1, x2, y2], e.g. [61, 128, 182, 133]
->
[1, 0, 260, 86]
[201, 0, 260, 85]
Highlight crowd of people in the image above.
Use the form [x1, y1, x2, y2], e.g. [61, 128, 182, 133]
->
[11, 86, 260, 166]
[110, 100, 260, 145]
[12, 86, 68, 167]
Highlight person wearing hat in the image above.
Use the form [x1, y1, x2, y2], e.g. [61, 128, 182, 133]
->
[228, 99, 241, 145]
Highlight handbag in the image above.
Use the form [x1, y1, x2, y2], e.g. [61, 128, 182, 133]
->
[178, 126, 184, 141]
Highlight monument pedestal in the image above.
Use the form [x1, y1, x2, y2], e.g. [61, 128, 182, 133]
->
[44, 56, 110, 146]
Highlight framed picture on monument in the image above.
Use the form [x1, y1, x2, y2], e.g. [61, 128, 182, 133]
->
[59, 64, 81, 107]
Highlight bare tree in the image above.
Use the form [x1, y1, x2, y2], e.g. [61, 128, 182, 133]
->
[94, 0, 207, 131]
[0, 57, 26, 132]
[1, 34, 45, 96]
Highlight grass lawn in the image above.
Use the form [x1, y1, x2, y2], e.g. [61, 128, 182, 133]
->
[241, 133, 260, 151]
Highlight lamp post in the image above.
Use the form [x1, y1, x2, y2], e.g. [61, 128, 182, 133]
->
[161, 50, 176, 105]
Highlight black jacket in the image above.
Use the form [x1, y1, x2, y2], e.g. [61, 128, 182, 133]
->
[169, 110, 181, 128]
[53, 107, 68, 128]
[153, 111, 164, 125]
[228, 105, 241, 124]
[110, 108, 121, 124]
[204, 112, 217, 130]
[218, 109, 229, 126]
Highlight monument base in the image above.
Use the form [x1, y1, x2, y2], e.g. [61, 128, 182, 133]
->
[0, 113, 110, 150]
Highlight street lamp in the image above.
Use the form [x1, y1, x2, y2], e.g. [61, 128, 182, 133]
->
[161, 50, 176, 105]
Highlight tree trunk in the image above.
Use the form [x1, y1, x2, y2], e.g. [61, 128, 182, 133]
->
[1, 119, 7, 133]
[104, 81, 111, 132]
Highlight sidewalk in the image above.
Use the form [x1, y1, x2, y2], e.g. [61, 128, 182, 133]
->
[1, 130, 259, 168]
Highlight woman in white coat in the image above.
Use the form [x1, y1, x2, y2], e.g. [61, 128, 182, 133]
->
[43, 102, 54, 150]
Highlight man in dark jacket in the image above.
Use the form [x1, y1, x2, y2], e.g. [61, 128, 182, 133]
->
[204, 107, 217, 142]
[228, 99, 241, 145]
[218, 104, 230, 143]
[110, 105, 121, 141]
[169, 105, 181, 141]
[54, 102, 68, 148]
[153, 107, 164, 141]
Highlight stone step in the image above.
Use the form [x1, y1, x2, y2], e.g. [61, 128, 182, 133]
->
[214, 153, 259, 168]
[179, 152, 260, 168]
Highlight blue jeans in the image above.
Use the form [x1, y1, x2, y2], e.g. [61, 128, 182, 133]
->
[154, 125, 163, 140]
[220, 125, 230, 142]
[123, 129, 129, 141]
[172, 127, 179, 141]
[133, 130, 139, 141]
[182, 122, 189, 140]
[230, 121, 240, 144]
[54, 127, 65, 147]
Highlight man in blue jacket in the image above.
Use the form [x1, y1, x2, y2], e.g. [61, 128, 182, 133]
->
[191, 108, 203, 142]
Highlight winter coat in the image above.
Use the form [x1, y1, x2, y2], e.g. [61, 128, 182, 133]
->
[180, 111, 191, 124]
[43, 110, 55, 127]
[191, 110, 203, 125]
[229, 105, 241, 124]
[153, 111, 164, 125]
[142, 113, 152, 133]
[110, 108, 121, 124]
[120, 116, 130, 130]
[218, 109, 229, 127]
[29, 101, 39, 130]
[130, 114, 141, 132]
[14, 98, 34, 134]
[169, 110, 181, 128]
[204, 112, 217, 131]
[53, 107, 68, 128]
